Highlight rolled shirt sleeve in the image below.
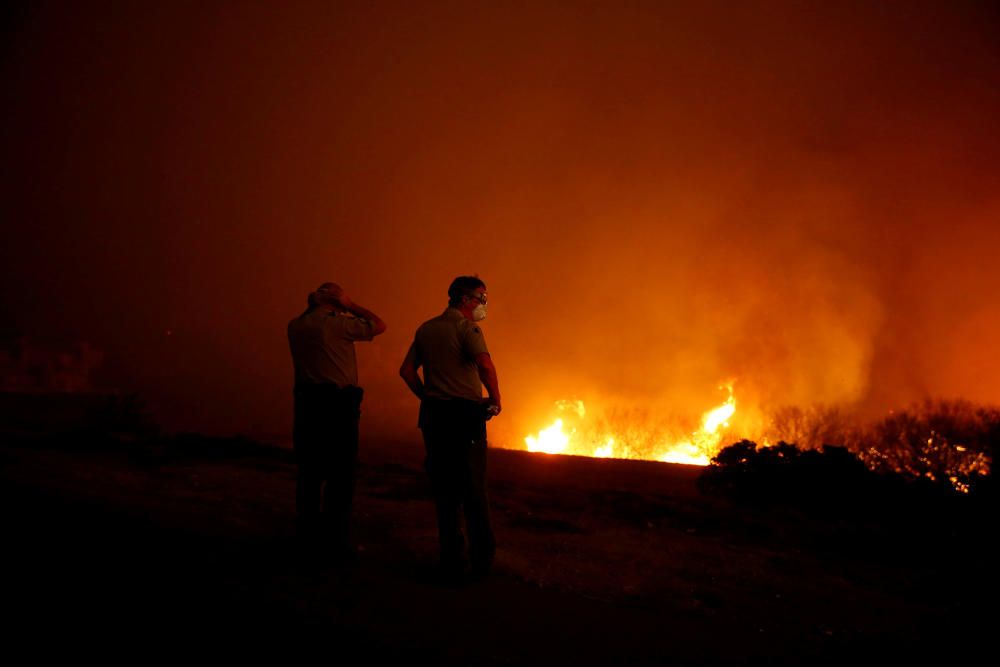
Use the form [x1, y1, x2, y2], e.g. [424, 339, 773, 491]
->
[462, 323, 490, 358]
[343, 316, 375, 341]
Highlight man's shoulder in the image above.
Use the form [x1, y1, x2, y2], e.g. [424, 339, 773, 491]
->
[289, 309, 334, 331]
[417, 310, 451, 330]
[457, 318, 485, 337]
[325, 311, 370, 336]
[413, 313, 453, 346]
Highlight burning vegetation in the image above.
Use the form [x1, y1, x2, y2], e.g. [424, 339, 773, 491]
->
[522, 386, 994, 493]
[525, 385, 737, 466]
[762, 399, 996, 493]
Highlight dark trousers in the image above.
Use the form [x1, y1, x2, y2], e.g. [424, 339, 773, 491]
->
[420, 399, 496, 573]
[293, 383, 363, 547]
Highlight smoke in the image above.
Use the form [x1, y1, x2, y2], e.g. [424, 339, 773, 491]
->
[3, 1, 999, 445]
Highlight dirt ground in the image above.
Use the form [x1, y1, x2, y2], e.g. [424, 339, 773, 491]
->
[0, 431, 990, 664]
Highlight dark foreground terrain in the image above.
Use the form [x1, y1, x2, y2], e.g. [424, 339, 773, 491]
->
[0, 428, 991, 664]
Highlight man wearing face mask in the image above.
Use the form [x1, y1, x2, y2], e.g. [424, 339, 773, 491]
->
[399, 275, 501, 581]
[288, 282, 386, 562]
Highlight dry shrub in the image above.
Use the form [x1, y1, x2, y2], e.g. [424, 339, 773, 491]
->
[861, 399, 995, 477]
[761, 399, 996, 494]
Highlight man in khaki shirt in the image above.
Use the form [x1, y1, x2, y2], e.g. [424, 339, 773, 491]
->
[400, 276, 501, 580]
[288, 282, 386, 560]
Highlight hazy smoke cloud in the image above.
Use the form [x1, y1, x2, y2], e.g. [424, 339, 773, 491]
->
[3, 1, 999, 445]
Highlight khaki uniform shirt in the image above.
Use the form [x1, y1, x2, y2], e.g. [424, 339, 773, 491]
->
[288, 308, 374, 387]
[406, 308, 489, 402]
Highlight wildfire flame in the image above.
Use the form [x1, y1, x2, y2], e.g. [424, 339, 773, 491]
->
[523, 418, 573, 455]
[524, 384, 737, 465]
[594, 438, 615, 459]
[522, 386, 990, 492]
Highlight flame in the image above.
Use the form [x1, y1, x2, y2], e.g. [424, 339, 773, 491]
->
[702, 394, 736, 433]
[522, 386, 989, 491]
[523, 384, 737, 465]
[524, 418, 573, 455]
[656, 441, 710, 466]
[594, 438, 615, 458]
[651, 387, 736, 465]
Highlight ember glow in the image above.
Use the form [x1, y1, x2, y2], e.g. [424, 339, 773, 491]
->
[524, 384, 738, 466]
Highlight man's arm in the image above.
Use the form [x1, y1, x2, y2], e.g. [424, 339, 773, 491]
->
[399, 342, 425, 400]
[475, 352, 501, 414]
[328, 286, 387, 335]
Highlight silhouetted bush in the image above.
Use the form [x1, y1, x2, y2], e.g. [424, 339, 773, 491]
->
[699, 439, 887, 514]
[700, 435, 995, 524]
[700, 437, 994, 568]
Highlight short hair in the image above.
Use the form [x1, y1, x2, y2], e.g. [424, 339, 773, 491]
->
[448, 276, 486, 307]
[307, 282, 339, 308]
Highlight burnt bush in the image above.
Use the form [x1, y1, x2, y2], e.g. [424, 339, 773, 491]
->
[760, 399, 995, 497]
[858, 399, 995, 496]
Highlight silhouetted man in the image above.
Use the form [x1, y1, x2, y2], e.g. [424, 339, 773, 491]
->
[400, 276, 501, 580]
[288, 282, 386, 560]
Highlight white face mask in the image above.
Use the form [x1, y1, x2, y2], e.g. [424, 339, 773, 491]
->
[472, 302, 488, 321]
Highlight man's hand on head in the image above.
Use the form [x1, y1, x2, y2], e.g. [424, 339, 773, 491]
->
[320, 283, 350, 309]
[335, 291, 353, 309]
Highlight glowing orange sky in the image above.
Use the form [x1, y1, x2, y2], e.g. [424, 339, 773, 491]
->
[2, 1, 999, 444]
